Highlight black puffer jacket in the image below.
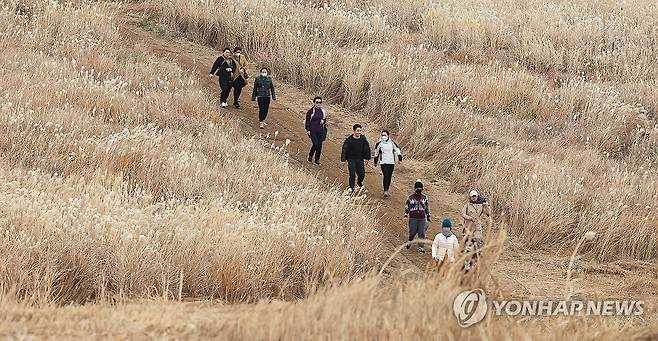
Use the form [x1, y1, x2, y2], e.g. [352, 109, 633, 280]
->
[209, 57, 235, 81]
[341, 135, 371, 161]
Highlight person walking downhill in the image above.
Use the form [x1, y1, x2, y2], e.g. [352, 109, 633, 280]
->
[404, 179, 432, 253]
[231, 47, 249, 108]
[251, 67, 276, 129]
[432, 218, 460, 272]
[209, 48, 236, 108]
[461, 190, 490, 247]
[305, 96, 328, 165]
[341, 124, 372, 192]
[462, 236, 480, 273]
[373, 130, 402, 198]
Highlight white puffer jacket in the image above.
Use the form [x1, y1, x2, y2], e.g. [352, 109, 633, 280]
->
[374, 138, 402, 165]
[432, 233, 460, 262]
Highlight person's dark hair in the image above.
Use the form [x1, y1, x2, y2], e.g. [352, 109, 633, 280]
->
[223, 47, 231, 53]
[353, 124, 362, 131]
[381, 129, 390, 136]
[234, 47, 243, 52]
[313, 96, 322, 102]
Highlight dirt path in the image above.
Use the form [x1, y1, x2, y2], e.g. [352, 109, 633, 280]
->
[118, 7, 658, 315]
[119, 10, 467, 275]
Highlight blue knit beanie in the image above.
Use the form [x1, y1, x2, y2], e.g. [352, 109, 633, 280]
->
[442, 218, 452, 228]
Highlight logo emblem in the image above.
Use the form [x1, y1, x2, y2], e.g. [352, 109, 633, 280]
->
[453, 289, 487, 327]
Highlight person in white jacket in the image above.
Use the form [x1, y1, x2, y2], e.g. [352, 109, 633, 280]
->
[373, 130, 402, 197]
[432, 218, 460, 269]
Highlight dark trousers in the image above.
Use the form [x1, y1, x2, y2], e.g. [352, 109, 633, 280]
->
[408, 218, 427, 247]
[309, 132, 324, 162]
[233, 77, 245, 105]
[347, 159, 366, 189]
[381, 164, 395, 192]
[219, 77, 232, 103]
[257, 97, 271, 122]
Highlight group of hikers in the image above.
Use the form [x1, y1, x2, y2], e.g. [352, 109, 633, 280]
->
[209, 47, 276, 129]
[405, 183, 490, 272]
[210, 48, 490, 272]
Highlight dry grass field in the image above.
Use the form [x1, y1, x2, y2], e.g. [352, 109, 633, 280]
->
[1, 0, 658, 339]
[144, 0, 658, 261]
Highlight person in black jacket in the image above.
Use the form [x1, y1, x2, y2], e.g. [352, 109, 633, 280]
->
[251, 67, 276, 129]
[209, 48, 236, 108]
[305, 96, 328, 165]
[341, 124, 371, 191]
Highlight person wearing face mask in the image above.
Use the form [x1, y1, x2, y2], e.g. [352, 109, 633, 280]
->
[432, 218, 460, 271]
[251, 67, 276, 129]
[404, 179, 432, 253]
[231, 47, 249, 108]
[209, 47, 236, 108]
[305, 96, 328, 165]
[373, 130, 402, 197]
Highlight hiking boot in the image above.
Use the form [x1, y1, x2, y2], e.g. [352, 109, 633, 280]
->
[314, 160, 320, 166]
[259, 122, 264, 129]
[418, 246, 425, 253]
[221, 102, 228, 108]
[383, 191, 390, 197]
[308, 155, 313, 164]
[234, 103, 240, 108]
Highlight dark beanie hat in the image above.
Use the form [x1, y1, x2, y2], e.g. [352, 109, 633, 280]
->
[442, 218, 452, 228]
[414, 179, 423, 189]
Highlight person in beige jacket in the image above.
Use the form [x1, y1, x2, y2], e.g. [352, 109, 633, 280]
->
[461, 190, 490, 246]
[231, 47, 249, 108]
[432, 218, 460, 268]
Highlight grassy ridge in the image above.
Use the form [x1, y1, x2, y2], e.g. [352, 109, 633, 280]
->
[143, 0, 658, 260]
[0, 0, 381, 305]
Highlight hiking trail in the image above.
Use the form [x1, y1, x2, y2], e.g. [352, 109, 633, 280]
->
[118, 6, 658, 310]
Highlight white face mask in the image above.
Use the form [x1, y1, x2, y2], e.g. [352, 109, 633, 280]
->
[381, 136, 389, 141]
[261, 72, 268, 77]
[235, 52, 241, 56]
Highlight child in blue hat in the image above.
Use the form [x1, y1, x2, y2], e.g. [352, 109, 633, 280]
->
[432, 218, 460, 266]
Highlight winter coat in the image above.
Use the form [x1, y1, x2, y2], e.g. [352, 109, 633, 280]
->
[209, 57, 237, 82]
[305, 108, 327, 133]
[341, 135, 371, 161]
[232, 54, 248, 80]
[374, 138, 402, 165]
[252, 76, 276, 100]
[432, 233, 460, 262]
[462, 196, 488, 241]
[405, 193, 430, 219]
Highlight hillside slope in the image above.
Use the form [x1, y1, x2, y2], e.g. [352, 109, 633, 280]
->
[121, 7, 658, 308]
